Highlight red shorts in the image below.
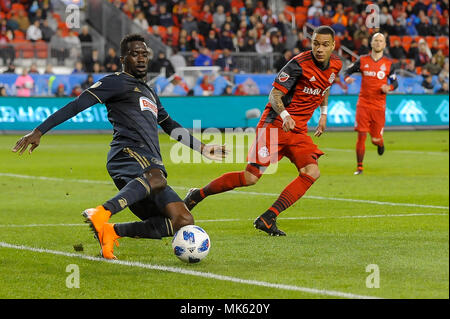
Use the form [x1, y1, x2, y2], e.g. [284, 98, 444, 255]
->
[355, 104, 385, 138]
[247, 123, 324, 173]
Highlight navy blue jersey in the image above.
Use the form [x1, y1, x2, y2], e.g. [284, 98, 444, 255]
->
[37, 71, 201, 172]
[85, 72, 168, 160]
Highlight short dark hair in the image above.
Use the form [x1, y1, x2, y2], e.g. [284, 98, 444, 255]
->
[312, 26, 335, 40]
[120, 34, 146, 56]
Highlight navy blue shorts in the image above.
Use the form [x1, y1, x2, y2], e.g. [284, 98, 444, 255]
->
[106, 146, 182, 220]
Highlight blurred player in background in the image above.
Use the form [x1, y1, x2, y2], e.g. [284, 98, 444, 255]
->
[344, 33, 398, 175]
[185, 26, 342, 236]
[12, 34, 227, 259]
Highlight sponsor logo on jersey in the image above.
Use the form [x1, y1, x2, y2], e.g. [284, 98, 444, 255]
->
[303, 86, 322, 95]
[139, 96, 158, 118]
[278, 71, 289, 82]
[363, 70, 377, 77]
[322, 85, 331, 96]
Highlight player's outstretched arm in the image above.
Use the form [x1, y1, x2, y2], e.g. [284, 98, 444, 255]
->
[11, 91, 99, 155]
[269, 87, 295, 132]
[159, 116, 228, 161]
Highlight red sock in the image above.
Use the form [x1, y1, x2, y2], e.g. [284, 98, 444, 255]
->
[356, 132, 367, 169]
[268, 174, 316, 216]
[201, 171, 247, 197]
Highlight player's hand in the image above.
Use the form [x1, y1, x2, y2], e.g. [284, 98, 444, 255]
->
[282, 115, 296, 132]
[314, 115, 327, 137]
[12, 128, 42, 155]
[201, 144, 229, 161]
[344, 77, 355, 84]
[381, 84, 390, 93]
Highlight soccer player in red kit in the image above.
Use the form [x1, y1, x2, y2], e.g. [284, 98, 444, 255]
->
[344, 33, 398, 175]
[184, 26, 342, 236]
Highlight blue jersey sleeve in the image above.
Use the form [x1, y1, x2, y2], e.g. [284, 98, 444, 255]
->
[36, 90, 99, 134]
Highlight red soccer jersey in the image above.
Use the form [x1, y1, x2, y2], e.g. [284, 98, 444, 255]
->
[260, 50, 343, 133]
[344, 55, 397, 110]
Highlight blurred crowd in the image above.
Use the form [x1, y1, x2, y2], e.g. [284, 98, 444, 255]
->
[0, 0, 449, 96]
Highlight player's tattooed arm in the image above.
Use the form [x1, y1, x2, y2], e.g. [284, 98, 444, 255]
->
[269, 87, 286, 114]
[269, 87, 295, 132]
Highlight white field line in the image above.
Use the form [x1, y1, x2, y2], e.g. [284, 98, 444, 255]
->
[321, 147, 449, 156]
[159, 142, 449, 156]
[0, 213, 447, 229]
[1, 172, 448, 210]
[0, 241, 382, 299]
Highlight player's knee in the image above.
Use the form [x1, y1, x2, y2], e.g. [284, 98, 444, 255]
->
[371, 137, 382, 145]
[303, 165, 320, 180]
[172, 210, 194, 231]
[243, 170, 260, 186]
[144, 169, 167, 194]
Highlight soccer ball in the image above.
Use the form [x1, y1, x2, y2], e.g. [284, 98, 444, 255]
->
[172, 225, 210, 263]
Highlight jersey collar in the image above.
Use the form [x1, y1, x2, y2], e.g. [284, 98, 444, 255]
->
[121, 71, 147, 83]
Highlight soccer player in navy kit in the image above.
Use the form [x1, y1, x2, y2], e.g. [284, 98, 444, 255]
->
[12, 34, 227, 259]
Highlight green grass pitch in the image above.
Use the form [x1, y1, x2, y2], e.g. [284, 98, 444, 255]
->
[0, 130, 448, 299]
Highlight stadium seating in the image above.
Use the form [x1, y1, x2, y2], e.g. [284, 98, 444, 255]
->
[0, 0, 447, 97]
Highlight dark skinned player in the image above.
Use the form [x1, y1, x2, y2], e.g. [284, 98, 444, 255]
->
[12, 34, 227, 259]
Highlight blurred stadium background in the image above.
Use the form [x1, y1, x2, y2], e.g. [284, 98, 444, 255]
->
[0, 0, 448, 130]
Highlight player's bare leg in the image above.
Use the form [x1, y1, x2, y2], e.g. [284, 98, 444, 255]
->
[255, 164, 319, 236]
[184, 168, 261, 210]
[165, 201, 194, 231]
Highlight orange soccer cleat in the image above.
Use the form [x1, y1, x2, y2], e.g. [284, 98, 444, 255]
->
[82, 205, 112, 248]
[100, 223, 121, 259]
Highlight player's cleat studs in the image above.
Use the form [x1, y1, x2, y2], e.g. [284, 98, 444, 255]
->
[377, 145, 385, 156]
[254, 216, 286, 236]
